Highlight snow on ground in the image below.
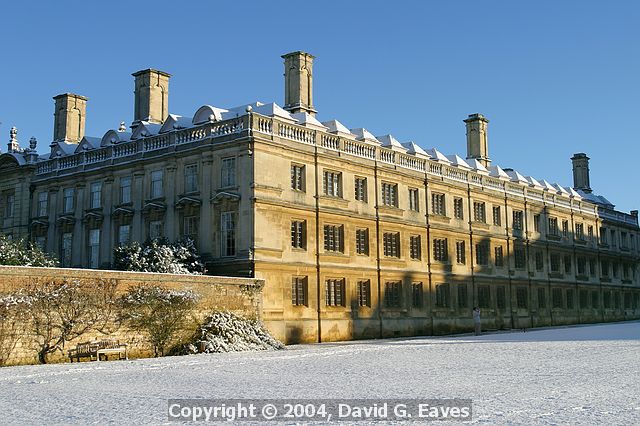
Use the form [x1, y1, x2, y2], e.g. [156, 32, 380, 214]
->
[1, 321, 639, 425]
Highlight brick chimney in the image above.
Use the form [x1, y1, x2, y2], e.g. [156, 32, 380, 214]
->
[53, 93, 87, 143]
[132, 69, 170, 126]
[464, 113, 490, 167]
[282, 51, 316, 116]
[571, 153, 591, 193]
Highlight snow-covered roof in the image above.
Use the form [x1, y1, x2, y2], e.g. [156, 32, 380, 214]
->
[565, 187, 582, 199]
[402, 141, 430, 158]
[505, 168, 529, 183]
[446, 154, 471, 169]
[376, 134, 406, 151]
[131, 122, 161, 140]
[426, 148, 451, 163]
[489, 165, 510, 179]
[525, 176, 543, 188]
[292, 112, 328, 131]
[322, 120, 354, 137]
[193, 105, 229, 124]
[350, 128, 380, 144]
[161, 114, 192, 133]
[251, 103, 294, 122]
[466, 159, 489, 173]
[75, 136, 101, 153]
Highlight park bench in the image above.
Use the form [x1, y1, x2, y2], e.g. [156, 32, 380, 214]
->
[68, 339, 128, 362]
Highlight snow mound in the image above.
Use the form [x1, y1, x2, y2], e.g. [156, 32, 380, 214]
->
[185, 312, 284, 354]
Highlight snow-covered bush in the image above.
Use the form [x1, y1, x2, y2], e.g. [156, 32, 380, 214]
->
[118, 285, 199, 357]
[0, 294, 30, 366]
[113, 238, 204, 274]
[185, 311, 284, 354]
[0, 234, 58, 267]
[22, 279, 118, 364]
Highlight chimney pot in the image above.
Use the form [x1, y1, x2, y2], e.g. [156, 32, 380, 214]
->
[132, 69, 171, 126]
[571, 152, 592, 193]
[282, 51, 316, 116]
[464, 113, 490, 167]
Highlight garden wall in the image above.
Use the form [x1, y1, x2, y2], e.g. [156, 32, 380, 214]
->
[0, 266, 264, 365]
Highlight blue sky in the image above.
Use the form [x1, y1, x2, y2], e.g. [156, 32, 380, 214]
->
[1, 1, 638, 212]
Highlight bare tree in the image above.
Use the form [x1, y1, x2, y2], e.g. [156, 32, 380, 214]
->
[24, 279, 118, 364]
[118, 285, 198, 357]
[0, 294, 29, 366]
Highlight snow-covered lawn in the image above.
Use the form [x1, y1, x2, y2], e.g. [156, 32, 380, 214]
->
[1, 321, 639, 425]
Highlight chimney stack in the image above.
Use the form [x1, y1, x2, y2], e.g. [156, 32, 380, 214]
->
[53, 93, 87, 143]
[464, 113, 490, 167]
[282, 51, 316, 116]
[132, 69, 170, 126]
[571, 153, 591, 193]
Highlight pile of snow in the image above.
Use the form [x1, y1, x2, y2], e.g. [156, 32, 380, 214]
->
[185, 311, 284, 353]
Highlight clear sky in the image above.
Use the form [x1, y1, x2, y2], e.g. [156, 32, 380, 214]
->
[1, 1, 638, 212]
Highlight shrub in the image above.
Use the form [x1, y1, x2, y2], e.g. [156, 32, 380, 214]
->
[0, 234, 57, 267]
[185, 311, 284, 354]
[118, 285, 199, 357]
[113, 238, 204, 274]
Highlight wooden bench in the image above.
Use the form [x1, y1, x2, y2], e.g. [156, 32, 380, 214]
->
[68, 340, 128, 362]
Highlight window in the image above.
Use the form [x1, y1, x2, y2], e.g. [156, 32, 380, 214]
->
[325, 279, 345, 306]
[552, 288, 563, 309]
[548, 217, 559, 236]
[433, 238, 448, 262]
[514, 245, 526, 269]
[355, 228, 369, 255]
[5, 194, 14, 218]
[221, 157, 236, 187]
[604, 291, 611, 309]
[538, 288, 546, 309]
[120, 176, 132, 204]
[292, 277, 308, 306]
[357, 280, 371, 307]
[566, 289, 574, 309]
[324, 225, 344, 253]
[291, 164, 305, 191]
[88, 229, 100, 269]
[588, 225, 594, 241]
[601, 260, 609, 277]
[409, 188, 419, 212]
[61, 232, 73, 267]
[150, 170, 163, 199]
[291, 220, 306, 250]
[562, 220, 569, 238]
[550, 253, 561, 272]
[496, 286, 506, 309]
[37, 191, 48, 217]
[184, 164, 198, 193]
[494, 246, 503, 267]
[383, 232, 400, 257]
[621, 232, 628, 249]
[409, 235, 421, 260]
[473, 202, 486, 223]
[412, 283, 423, 308]
[34, 236, 46, 251]
[610, 230, 616, 248]
[90, 182, 102, 209]
[533, 214, 541, 232]
[149, 220, 163, 240]
[221, 212, 236, 256]
[580, 290, 589, 308]
[478, 285, 491, 309]
[516, 287, 528, 309]
[535, 250, 544, 271]
[63, 188, 74, 213]
[589, 258, 597, 276]
[575, 223, 584, 240]
[436, 283, 450, 308]
[492, 206, 501, 226]
[476, 242, 489, 265]
[118, 224, 131, 246]
[184, 216, 199, 240]
[381, 182, 397, 207]
[458, 284, 468, 308]
[454, 198, 464, 219]
[323, 171, 342, 197]
[512, 210, 524, 231]
[577, 257, 586, 275]
[354, 177, 367, 202]
[431, 193, 445, 216]
[455, 241, 466, 264]
[599, 227, 607, 245]
[385, 281, 402, 308]
[613, 262, 619, 278]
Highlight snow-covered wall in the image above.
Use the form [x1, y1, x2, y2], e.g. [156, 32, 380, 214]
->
[0, 266, 264, 365]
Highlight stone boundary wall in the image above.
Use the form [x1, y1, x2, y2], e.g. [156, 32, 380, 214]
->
[0, 266, 264, 366]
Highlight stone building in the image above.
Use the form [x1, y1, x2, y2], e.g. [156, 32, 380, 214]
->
[1, 52, 639, 343]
